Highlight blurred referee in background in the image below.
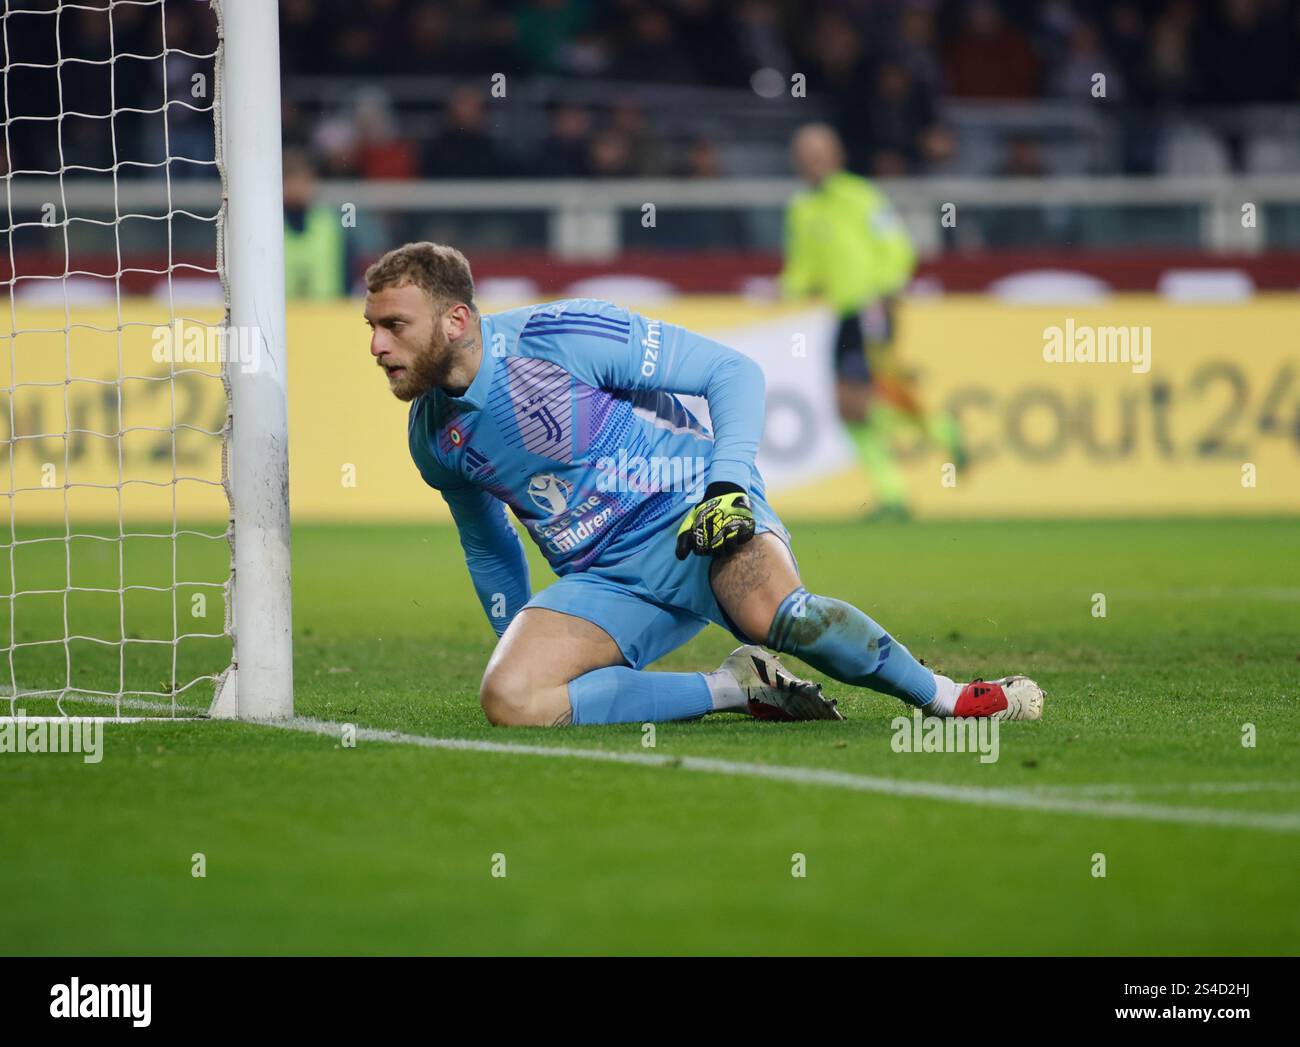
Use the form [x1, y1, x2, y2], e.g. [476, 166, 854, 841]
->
[781, 123, 964, 520]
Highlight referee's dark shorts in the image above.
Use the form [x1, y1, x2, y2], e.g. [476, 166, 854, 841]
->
[832, 298, 897, 383]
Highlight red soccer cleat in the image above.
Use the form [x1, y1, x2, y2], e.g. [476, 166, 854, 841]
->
[953, 676, 1045, 721]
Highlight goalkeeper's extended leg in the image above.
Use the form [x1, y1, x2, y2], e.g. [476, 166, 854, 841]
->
[479, 606, 837, 726]
[712, 535, 1044, 720]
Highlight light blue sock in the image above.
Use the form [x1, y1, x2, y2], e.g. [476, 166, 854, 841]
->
[767, 586, 936, 707]
[568, 666, 714, 725]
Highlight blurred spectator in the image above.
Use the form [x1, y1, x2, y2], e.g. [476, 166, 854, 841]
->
[1195, 0, 1294, 169]
[919, 125, 960, 173]
[681, 136, 725, 178]
[674, 0, 750, 86]
[803, 12, 875, 174]
[1197, 0, 1293, 105]
[354, 89, 420, 180]
[153, 5, 216, 176]
[1146, 6, 1195, 105]
[1048, 23, 1123, 100]
[424, 85, 512, 177]
[562, 29, 615, 76]
[608, 100, 666, 175]
[332, 24, 385, 78]
[281, 99, 312, 154]
[474, 7, 526, 75]
[400, 7, 455, 76]
[999, 136, 1049, 178]
[896, 5, 943, 94]
[588, 128, 635, 178]
[312, 111, 361, 179]
[663, 136, 747, 246]
[944, 0, 1041, 99]
[862, 61, 940, 176]
[282, 150, 346, 299]
[984, 135, 1059, 244]
[534, 103, 593, 176]
[515, 0, 592, 75]
[734, 0, 794, 83]
[59, 7, 114, 174]
[1103, 2, 1149, 101]
[278, 0, 335, 76]
[617, 7, 698, 83]
[1103, 3, 1161, 173]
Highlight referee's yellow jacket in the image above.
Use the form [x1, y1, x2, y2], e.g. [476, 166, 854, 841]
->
[779, 171, 916, 316]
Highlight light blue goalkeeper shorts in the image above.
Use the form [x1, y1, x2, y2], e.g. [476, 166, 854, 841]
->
[523, 485, 793, 669]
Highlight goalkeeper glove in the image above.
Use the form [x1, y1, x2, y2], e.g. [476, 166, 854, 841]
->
[675, 482, 756, 560]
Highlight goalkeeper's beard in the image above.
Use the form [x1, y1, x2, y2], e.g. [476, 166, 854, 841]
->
[386, 330, 457, 402]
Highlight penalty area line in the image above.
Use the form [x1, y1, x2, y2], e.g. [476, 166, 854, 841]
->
[270, 716, 1300, 835]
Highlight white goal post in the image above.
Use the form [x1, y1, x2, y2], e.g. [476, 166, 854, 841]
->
[210, 0, 293, 719]
[1, 0, 292, 721]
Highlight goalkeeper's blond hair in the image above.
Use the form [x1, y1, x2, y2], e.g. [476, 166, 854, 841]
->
[364, 242, 476, 313]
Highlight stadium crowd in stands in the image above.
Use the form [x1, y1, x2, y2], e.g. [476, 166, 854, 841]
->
[4, 0, 1299, 181]
[285, 0, 1300, 179]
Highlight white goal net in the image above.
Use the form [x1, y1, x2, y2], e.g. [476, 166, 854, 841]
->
[2, 0, 292, 721]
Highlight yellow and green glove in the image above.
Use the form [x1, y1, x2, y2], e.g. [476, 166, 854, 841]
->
[674, 483, 756, 560]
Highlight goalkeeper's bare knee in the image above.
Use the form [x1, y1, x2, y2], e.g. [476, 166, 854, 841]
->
[479, 662, 573, 727]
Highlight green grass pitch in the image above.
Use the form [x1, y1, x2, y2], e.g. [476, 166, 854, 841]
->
[2, 517, 1298, 955]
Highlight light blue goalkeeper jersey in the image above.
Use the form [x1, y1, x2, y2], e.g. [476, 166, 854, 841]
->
[408, 298, 767, 636]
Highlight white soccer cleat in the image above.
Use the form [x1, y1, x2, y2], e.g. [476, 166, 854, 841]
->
[953, 676, 1045, 721]
[722, 645, 844, 722]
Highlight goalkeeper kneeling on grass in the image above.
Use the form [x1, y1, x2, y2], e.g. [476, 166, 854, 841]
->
[364, 241, 1044, 726]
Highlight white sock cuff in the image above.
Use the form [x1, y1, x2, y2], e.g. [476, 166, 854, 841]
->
[703, 669, 747, 712]
[924, 674, 960, 717]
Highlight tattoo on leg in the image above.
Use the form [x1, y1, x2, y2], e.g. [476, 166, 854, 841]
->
[549, 708, 573, 727]
[710, 537, 772, 607]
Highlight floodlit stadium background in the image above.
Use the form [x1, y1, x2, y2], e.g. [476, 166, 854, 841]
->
[5, 0, 1299, 525]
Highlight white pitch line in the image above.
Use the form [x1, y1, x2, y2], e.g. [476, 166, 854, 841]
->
[11, 701, 1296, 832]
[2, 687, 206, 718]
[1029, 782, 1300, 797]
[268, 716, 1300, 835]
[0, 716, 190, 724]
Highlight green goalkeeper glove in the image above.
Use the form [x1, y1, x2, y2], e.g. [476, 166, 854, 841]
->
[675, 483, 756, 560]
